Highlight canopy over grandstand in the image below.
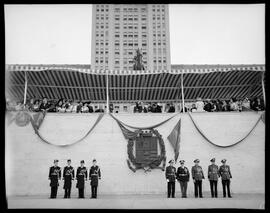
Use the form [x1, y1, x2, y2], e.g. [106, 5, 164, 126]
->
[5, 64, 265, 103]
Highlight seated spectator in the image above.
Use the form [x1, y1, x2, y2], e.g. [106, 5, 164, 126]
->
[81, 103, 89, 113]
[168, 103, 175, 113]
[47, 100, 57, 112]
[151, 103, 158, 113]
[215, 99, 223, 112]
[221, 100, 229, 111]
[241, 97, 251, 111]
[39, 97, 51, 112]
[143, 103, 150, 113]
[203, 99, 214, 112]
[211, 100, 217, 112]
[26, 98, 35, 111]
[164, 103, 170, 113]
[65, 100, 74, 113]
[180, 105, 188, 112]
[71, 101, 78, 113]
[251, 97, 264, 111]
[15, 101, 23, 111]
[58, 104, 66, 113]
[109, 103, 113, 113]
[33, 100, 41, 112]
[195, 97, 204, 112]
[190, 103, 197, 112]
[76, 101, 83, 113]
[147, 102, 153, 112]
[55, 99, 64, 112]
[134, 102, 143, 113]
[156, 103, 162, 113]
[229, 98, 239, 111]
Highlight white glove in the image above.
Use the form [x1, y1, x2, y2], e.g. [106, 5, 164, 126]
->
[166, 179, 169, 182]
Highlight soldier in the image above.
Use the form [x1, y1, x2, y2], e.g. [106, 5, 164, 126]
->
[165, 159, 176, 198]
[89, 159, 101, 198]
[76, 160, 88, 198]
[191, 159, 204, 198]
[63, 159, 74, 198]
[219, 159, 232, 198]
[176, 160, 190, 198]
[48, 159, 61, 199]
[208, 158, 219, 198]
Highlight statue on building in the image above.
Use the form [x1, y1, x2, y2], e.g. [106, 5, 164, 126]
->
[133, 48, 145, 70]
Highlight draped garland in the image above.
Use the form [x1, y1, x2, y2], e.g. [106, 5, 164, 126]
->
[187, 111, 263, 148]
[29, 113, 104, 147]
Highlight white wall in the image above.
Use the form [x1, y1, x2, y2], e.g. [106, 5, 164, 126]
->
[5, 112, 265, 197]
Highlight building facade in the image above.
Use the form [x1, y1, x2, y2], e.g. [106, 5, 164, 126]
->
[91, 4, 171, 71]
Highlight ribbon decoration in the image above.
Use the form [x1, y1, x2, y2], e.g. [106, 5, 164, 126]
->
[187, 111, 263, 148]
[30, 113, 104, 147]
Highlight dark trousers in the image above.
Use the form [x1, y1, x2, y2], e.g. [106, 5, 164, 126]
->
[64, 188, 71, 198]
[78, 188, 84, 198]
[210, 180, 218, 197]
[194, 180, 203, 198]
[222, 180, 231, 197]
[167, 181, 175, 198]
[91, 185, 98, 198]
[179, 181, 188, 197]
[50, 186, 58, 198]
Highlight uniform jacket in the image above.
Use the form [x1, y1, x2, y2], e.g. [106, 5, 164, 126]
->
[49, 166, 61, 187]
[76, 167, 87, 189]
[191, 165, 205, 181]
[176, 166, 190, 182]
[63, 166, 74, 189]
[89, 165, 101, 186]
[208, 164, 219, 181]
[219, 165, 232, 180]
[165, 166, 177, 182]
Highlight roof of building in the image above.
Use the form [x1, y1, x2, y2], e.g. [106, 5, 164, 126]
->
[6, 64, 265, 102]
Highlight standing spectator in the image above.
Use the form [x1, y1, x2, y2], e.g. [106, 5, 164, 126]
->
[195, 97, 204, 112]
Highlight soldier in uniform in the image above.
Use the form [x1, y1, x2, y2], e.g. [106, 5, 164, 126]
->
[165, 159, 176, 198]
[48, 159, 61, 199]
[191, 159, 204, 198]
[63, 159, 74, 198]
[208, 158, 219, 198]
[219, 159, 232, 198]
[176, 160, 190, 198]
[76, 160, 88, 198]
[89, 159, 101, 198]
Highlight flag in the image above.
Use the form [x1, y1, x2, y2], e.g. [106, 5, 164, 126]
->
[167, 119, 181, 161]
[32, 111, 46, 130]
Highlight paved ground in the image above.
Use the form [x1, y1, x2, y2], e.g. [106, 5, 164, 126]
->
[7, 193, 265, 209]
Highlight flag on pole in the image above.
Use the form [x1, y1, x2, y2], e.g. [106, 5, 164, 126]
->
[167, 119, 181, 161]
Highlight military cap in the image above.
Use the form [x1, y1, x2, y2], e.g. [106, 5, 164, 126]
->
[194, 159, 200, 163]
[221, 159, 227, 163]
[179, 160, 185, 164]
[168, 159, 174, 163]
[54, 159, 59, 163]
[93, 159, 97, 162]
[210, 158, 215, 162]
[67, 159, 71, 162]
[80, 160, 85, 163]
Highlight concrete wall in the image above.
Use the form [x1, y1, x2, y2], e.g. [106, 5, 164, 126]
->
[5, 112, 265, 197]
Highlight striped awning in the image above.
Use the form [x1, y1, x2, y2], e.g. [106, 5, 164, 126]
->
[6, 64, 265, 102]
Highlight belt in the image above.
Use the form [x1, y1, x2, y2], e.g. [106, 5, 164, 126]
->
[91, 174, 98, 176]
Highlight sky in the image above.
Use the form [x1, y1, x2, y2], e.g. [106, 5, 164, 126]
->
[5, 4, 265, 65]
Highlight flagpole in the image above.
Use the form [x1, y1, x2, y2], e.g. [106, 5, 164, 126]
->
[106, 72, 109, 113]
[181, 71, 185, 113]
[23, 71, 28, 106]
[261, 71, 266, 106]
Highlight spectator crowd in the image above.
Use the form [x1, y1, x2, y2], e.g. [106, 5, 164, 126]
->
[6, 96, 264, 113]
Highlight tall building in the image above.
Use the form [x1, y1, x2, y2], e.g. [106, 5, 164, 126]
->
[91, 4, 171, 71]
